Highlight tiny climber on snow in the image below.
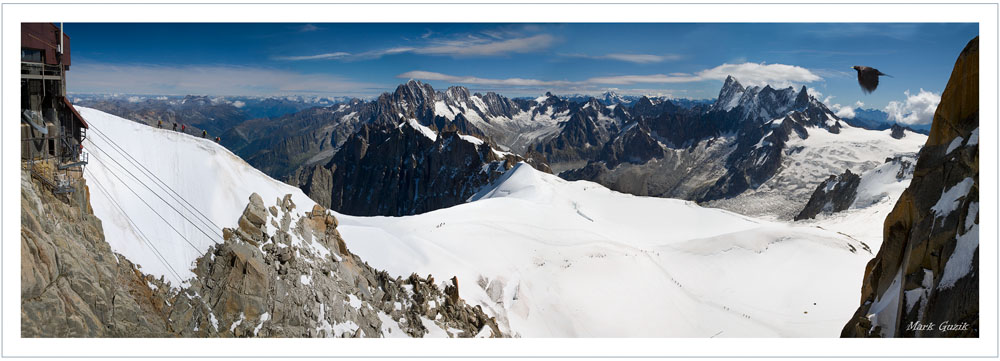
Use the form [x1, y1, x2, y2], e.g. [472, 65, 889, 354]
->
[214, 136, 221, 143]
[157, 120, 162, 128]
[181, 124, 186, 133]
[173, 122, 177, 131]
[202, 130, 207, 138]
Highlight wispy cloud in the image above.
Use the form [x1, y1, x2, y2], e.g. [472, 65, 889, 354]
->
[69, 63, 382, 96]
[416, 34, 555, 57]
[885, 89, 941, 125]
[274, 52, 350, 61]
[561, 53, 683, 64]
[277, 33, 556, 61]
[396, 70, 572, 87]
[767, 49, 896, 57]
[298, 24, 320, 32]
[812, 68, 855, 79]
[587, 62, 822, 88]
[805, 23, 920, 41]
[399, 62, 822, 94]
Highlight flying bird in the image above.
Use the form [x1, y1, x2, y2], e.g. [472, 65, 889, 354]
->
[852, 65, 892, 94]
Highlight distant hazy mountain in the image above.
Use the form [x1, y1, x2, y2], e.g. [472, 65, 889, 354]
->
[841, 107, 931, 134]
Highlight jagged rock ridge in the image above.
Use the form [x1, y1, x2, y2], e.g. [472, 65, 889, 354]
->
[289, 120, 551, 217]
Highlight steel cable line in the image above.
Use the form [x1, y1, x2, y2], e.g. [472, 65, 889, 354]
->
[85, 150, 206, 253]
[86, 168, 186, 284]
[87, 124, 226, 236]
[85, 140, 223, 246]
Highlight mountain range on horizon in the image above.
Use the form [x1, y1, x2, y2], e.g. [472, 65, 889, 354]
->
[22, 26, 980, 341]
[78, 75, 931, 221]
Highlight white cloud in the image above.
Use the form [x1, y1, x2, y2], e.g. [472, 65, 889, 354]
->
[855, 100, 865, 108]
[398, 62, 822, 96]
[806, 87, 823, 99]
[885, 89, 941, 125]
[562, 53, 682, 64]
[697, 63, 822, 88]
[820, 94, 857, 119]
[585, 62, 822, 88]
[231, 100, 246, 108]
[415, 34, 555, 56]
[834, 106, 856, 119]
[69, 63, 382, 97]
[279, 34, 555, 61]
[274, 52, 351, 61]
[298, 24, 320, 32]
[397, 70, 572, 87]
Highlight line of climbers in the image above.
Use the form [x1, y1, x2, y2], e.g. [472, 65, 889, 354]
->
[157, 120, 221, 143]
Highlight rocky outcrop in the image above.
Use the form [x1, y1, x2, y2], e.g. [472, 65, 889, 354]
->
[21, 171, 172, 337]
[890, 123, 907, 139]
[794, 169, 861, 221]
[166, 193, 503, 337]
[23, 178, 504, 338]
[842, 37, 979, 338]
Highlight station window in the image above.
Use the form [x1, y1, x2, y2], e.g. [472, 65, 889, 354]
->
[21, 48, 43, 63]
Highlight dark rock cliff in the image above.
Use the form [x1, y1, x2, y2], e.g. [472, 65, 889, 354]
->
[842, 37, 979, 338]
[290, 122, 551, 217]
[794, 169, 861, 221]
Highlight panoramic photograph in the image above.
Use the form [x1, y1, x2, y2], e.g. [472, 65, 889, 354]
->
[14, 13, 983, 353]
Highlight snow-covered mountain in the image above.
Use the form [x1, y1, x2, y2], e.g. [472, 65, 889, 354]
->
[80, 106, 887, 337]
[557, 75, 926, 219]
[795, 155, 915, 221]
[85, 77, 926, 223]
[703, 122, 926, 219]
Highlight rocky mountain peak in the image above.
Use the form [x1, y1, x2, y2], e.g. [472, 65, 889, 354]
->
[395, 80, 436, 104]
[713, 75, 747, 112]
[722, 75, 743, 91]
[793, 85, 811, 108]
[445, 86, 472, 103]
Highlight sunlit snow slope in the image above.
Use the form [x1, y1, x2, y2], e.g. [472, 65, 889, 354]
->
[81, 107, 875, 337]
[80, 107, 316, 284]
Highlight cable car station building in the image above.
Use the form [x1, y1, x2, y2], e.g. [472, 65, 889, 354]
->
[21, 23, 88, 194]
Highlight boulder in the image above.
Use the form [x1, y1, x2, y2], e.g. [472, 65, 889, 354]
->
[243, 193, 268, 227]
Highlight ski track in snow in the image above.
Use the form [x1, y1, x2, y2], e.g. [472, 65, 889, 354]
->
[79, 107, 889, 337]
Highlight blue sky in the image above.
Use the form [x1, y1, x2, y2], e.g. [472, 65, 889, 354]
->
[66, 23, 977, 124]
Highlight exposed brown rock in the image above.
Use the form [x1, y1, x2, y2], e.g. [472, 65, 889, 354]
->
[842, 37, 979, 338]
[20, 172, 171, 337]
